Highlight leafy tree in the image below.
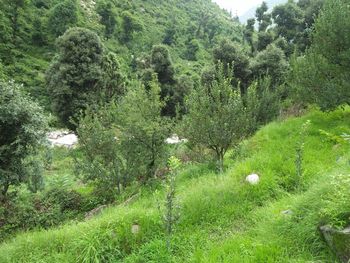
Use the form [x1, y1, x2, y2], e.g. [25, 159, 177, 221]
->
[151, 45, 175, 85]
[100, 52, 126, 99]
[121, 11, 143, 43]
[290, 0, 350, 110]
[0, 10, 13, 64]
[46, 27, 104, 129]
[150, 45, 181, 117]
[257, 31, 274, 51]
[0, 62, 5, 80]
[77, 103, 126, 202]
[185, 39, 200, 61]
[48, 0, 78, 37]
[181, 66, 250, 172]
[245, 77, 281, 133]
[32, 18, 47, 46]
[116, 80, 171, 181]
[272, 1, 304, 43]
[213, 39, 251, 91]
[251, 44, 289, 86]
[256, 1, 272, 32]
[296, 0, 325, 51]
[0, 81, 48, 202]
[163, 23, 178, 46]
[5, 0, 28, 47]
[244, 18, 255, 53]
[96, 1, 117, 38]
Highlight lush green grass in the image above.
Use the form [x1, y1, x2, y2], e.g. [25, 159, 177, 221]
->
[0, 108, 349, 262]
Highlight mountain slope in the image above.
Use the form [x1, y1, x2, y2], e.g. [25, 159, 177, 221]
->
[1, 108, 349, 262]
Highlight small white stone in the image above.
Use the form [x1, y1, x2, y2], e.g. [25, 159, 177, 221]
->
[166, 134, 187, 144]
[245, 173, 260, 185]
[131, 224, 140, 234]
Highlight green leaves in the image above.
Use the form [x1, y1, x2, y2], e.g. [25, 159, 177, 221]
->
[181, 65, 252, 172]
[290, 0, 350, 110]
[0, 80, 48, 199]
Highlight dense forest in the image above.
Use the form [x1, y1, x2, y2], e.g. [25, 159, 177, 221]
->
[0, 0, 349, 262]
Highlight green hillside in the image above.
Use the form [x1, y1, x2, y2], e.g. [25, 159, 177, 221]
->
[0, 0, 241, 107]
[0, 108, 349, 262]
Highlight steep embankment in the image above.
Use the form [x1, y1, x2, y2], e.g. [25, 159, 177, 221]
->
[0, 108, 349, 262]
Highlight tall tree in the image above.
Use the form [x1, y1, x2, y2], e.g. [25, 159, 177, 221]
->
[256, 1, 272, 32]
[244, 18, 255, 53]
[48, 0, 78, 38]
[213, 38, 251, 91]
[121, 11, 143, 43]
[46, 27, 104, 129]
[96, 1, 117, 38]
[251, 44, 289, 86]
[272, 1, 304, 43]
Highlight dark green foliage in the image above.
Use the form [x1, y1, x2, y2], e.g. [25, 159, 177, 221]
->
[272, 1, 304, 43]
[290, 0, 350, 110]
[0, 10, 13, 64]
[5, 0, 28, 48]
[48, 0, 78, 38]
[151, 45, 175, 85]
[245, 77, 281, 133]
[96, 1, 117, 38]
[0, 81, 48, 201]
[297, 0, 325, 51]
[185, 39, 200, 61]
[46, 27, 104, 129]
[213, 39, 251, 90]
[257, 31, 274, 51]
[256, 1, 272, 32]
[100, 52, 126, 99]
[150, 45, 180, 117]
[121, 11, 143, 43]
[251, 44, 289, 86]
[244, 18, 255, 52]
[31, 18, 47, 46]
[163, 23, 178, 46]
[78, 80, 171, 191]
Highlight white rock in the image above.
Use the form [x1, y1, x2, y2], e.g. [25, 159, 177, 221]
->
[166, 134, 187, 144]
[48, 130, 78, 148]
[245, 173, 260, 185]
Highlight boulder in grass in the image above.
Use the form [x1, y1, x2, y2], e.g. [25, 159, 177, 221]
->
[320, 225, 350, 263]
[245, 173, 260, 185]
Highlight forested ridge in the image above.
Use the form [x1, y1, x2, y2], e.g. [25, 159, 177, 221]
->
[0, 0, 349, 262]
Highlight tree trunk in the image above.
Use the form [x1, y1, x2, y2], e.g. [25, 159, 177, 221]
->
[216, 150, 224, 173]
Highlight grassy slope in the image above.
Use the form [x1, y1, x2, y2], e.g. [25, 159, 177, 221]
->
[0, 108, 349, 262]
